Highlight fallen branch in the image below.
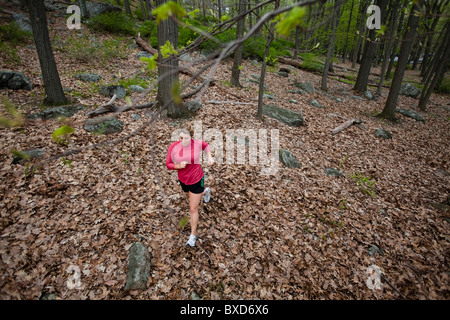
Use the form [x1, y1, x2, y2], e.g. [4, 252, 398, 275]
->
[331, 118, 362, 135]
[136, 33, 158, 56]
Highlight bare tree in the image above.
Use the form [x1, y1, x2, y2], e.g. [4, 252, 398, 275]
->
[379, 0, 424, 121]
[230, 0, 246, 87]
[24, 0, 67, 106]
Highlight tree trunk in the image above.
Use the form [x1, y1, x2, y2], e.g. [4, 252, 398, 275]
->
[379, 0, 424, 121]
[342, 0, 354, 63]
[79, 0, 89, 19]
[124, 0, 132, 16]
[322, 0, 341, 91]
[140, 0, 148, 20]
[24, 0, 67, 106]
[257, 0, 279, 120]
[385, 2, 405, 80]
[156, 0, 183, 118]
[351, 0, 370, 69]
[354, 0, 387, 94]
[418, 22, 450, 111]
[230, 0, 246, 87]
[377, 0, 400, 94]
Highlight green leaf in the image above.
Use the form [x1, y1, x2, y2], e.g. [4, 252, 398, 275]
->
[0, 97, 24, 127]
[160, 40, 178, 58]
[187, 9, 199, 18]
[152, 1, 186, 24]
[179, 216, 189, 228]
[140, 54, 158, 70]
[10, 149, 30, 161]
[52, 125, 75, 141]
[275, 7, 307, 37]
[171, 80, 182, 105]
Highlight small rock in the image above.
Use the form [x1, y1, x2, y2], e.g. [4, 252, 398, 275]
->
[309, 99, 324, 108]
[293, 80, 314, 93]
[27, 105, 85, 120]
[279, 149, 301, 168]
[12, 149, 45, 164]
[364, 91, 374, 100]
[124, 242, 151, 290]
[128, 85, 146, 93]
[191, 291, 201, 300]
[136, 51, 153, 59]
[374, 127, 392, 139]
[74, 73, 102, 82]
[399, 83, 421, 99]
[186, 100, 202, 112]
[100, 85, 126, 99]
[395, 108, 425, 122]
[277, 71, 289, 77]
[262, 104, 304, 127]
[131, 113, 140, 121]
[0, 71, 32, 90]
[325, 167, 342, 177]
[84, 116, 124, 134]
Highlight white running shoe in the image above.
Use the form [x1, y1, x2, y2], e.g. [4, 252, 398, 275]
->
[203, 187, 211, 203]
[186, 234, 197, 247]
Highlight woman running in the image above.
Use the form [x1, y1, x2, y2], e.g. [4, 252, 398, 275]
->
[166, 124, 214, 247]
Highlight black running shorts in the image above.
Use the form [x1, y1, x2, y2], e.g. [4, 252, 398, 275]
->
[179, 176, 205, 194]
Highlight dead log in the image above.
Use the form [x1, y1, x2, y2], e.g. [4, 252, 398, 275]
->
[136, 33, 194, 77]
[278, 57, 303, 69]
[136, 33, 158, 56]
[331, 118, 362, 135]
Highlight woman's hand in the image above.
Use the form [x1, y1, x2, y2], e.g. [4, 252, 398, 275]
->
[207, 156, 214, 166]
[177, 161, 187, 169]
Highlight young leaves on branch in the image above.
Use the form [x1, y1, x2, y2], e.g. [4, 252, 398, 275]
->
[275, 6, 307, 37]
[152, 1, 186, 24]
[0, 97, 24, 128]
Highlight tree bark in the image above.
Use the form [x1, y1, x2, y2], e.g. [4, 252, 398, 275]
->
[24, 0, 67, 106]
[377, 0, 400, 94]
[156, 0, 184, 118]
[379, 0, 424, 121]
[257, 0, 279, 120]
[418, 22, 450, 111]
[353, 0, 387, 93]
[322, 0, 341, 91]
[231, 0, 246, 87]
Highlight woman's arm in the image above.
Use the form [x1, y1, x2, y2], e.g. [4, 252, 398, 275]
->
[166, 143, 186, 170]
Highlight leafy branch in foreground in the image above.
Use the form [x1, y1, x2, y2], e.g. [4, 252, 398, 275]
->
[0, 97, 24, 128]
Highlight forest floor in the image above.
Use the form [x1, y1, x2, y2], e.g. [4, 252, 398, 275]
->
[0, 7, 449, 300]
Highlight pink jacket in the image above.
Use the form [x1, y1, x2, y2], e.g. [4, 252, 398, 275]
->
[166, 139, 211, 185]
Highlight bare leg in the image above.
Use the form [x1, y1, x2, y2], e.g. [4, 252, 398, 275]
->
[188, 191, 203, 236]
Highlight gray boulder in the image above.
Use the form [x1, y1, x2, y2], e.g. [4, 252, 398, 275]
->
[293, 80, 314, 93]
[364, 91, 375, 100]
[325, 167, 343, 177]
[12, 149, 45, 164]
[75, 0, 122, 16]
[136, 51, 153, 59]
[128, 85, 146, 93]
[27, 105, 85, 120]
[100, 85, 126, 99]
[374, 127, 392, 139]
[124, 242, 151, 290]
[0, 71, 32, 90]
[12, 14, 32, 33]
[309, 99, 324, 109]
[395, 108, 425, 122]
[399, 83, 421, 99]
[186, 100, 202, 112]
[262, 104, 304, 127]
[74, 73, 102, 82]
[84, 116, 123, 134]
[279, 149, 301, 168]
